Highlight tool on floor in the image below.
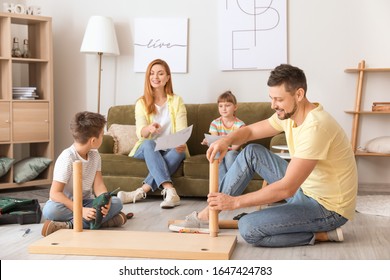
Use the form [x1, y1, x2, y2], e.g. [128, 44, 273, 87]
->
[22, 228, 31, 237]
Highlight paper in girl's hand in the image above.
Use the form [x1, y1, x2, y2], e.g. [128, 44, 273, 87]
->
[204, 134, 223, 146]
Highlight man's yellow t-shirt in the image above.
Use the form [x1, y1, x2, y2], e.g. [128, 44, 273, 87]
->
[268, 104, 358, 220]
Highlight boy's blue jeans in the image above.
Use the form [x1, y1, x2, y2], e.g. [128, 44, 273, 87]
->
[133, 139, 185, 191]
[42, 196, 123, 229]
[220, 144, 348, 247]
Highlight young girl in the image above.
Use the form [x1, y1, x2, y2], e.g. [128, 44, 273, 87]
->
[203, 91, 245, 181]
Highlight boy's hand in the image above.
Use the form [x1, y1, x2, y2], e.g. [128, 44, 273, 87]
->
[82, 207, 96, 221]
[201, 138, 208, 146]
[100, 199, 112, 217]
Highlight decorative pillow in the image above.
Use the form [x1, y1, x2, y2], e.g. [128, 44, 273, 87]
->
[0, 157, 15, 178]
[13, 157, 52, 183]
[106, 124, 138, 155]
[364, 136, 390, 154]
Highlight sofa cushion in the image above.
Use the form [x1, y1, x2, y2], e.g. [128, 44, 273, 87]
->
[106, 124, 138, 155]
[186, 104, 220, 156]
[183, 154, 209, 179]
[107, 105, 136, 128]
[101, 154, 149, 177]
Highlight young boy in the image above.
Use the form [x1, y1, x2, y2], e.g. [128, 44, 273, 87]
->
[202, 91, 245, 181]
[41, 111, 126, 236]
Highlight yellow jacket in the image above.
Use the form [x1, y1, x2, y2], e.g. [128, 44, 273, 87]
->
[129, 94, 189, 157]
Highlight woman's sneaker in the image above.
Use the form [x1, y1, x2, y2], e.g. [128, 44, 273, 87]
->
[41, 220, 72, 237]
[117, 188, 146, 204]
[160, 188, 180, 209]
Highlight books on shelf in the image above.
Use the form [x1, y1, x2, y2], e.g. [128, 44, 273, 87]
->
[12, 87, 39, 100]
[372, 102, 390, 112]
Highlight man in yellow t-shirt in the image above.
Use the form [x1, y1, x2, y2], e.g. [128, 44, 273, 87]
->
[170, 64, 357, 247]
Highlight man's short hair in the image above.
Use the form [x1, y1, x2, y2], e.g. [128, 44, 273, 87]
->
[267, 64, 307, 95]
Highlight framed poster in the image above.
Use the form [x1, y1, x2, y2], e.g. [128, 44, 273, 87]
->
[134, 18, 188, 73]
[219, 0, 287, 71]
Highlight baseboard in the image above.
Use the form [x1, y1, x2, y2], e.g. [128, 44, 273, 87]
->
[358, 183, 390, 195]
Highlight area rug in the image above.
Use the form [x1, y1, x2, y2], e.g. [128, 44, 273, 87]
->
[356, 195, 390, 217]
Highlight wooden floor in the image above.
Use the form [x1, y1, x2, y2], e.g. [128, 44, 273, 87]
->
[1, 186, 390, 260]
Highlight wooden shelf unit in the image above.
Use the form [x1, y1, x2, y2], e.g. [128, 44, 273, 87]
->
[0, 12, 54, 189]
[345, 60, 390, 157]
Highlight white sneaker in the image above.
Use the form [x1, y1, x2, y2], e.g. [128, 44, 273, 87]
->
[117, 188, 146, 204]
[168, 211, 209, 233]
[327, 227, 344, 242]
[160, 188, 180, 209]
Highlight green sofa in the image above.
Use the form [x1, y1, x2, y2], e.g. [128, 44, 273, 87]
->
[99, 102, 286, 197]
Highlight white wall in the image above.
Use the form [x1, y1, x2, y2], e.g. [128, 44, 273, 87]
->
[11, 0, 390, 185]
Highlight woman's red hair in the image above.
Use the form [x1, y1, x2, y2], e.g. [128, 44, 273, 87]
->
[142, 59, 173, 115]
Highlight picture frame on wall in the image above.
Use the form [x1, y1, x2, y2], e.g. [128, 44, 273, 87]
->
[218, 0, 287, 71]
[133, 18, 188, 73]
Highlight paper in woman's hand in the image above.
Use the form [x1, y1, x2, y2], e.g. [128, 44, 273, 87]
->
[154, 125, 193, 151]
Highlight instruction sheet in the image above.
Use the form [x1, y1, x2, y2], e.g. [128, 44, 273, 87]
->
[154, 125, 193, 151]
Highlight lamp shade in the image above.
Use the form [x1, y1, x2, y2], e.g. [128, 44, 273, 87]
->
[80, 16, 119, 55]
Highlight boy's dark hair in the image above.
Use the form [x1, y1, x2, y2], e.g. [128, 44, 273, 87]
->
[267, 64, 307, 96]
[70, 111, 106, 144]
[217, 90, 238, 105]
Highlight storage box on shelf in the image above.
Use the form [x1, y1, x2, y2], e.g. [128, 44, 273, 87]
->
[0, 12, 54, 190]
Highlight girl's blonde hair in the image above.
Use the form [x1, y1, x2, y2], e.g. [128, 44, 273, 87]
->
[217, 90, 237, 105]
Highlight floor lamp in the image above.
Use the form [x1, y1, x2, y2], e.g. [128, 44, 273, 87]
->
[80, 16, 119, 114]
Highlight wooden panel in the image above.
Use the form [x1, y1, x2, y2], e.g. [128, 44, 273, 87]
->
[0, 102, 10, 141]
[29, 229, 237, 260]
[12, 102, 49, 142]
[0, 16, 11, 58]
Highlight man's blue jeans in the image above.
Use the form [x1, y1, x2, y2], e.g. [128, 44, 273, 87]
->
[220, 144, 348, 247]
[42, 196, 123, 229]
[133, 139, 185, 191]
[218, 150, 239, 184]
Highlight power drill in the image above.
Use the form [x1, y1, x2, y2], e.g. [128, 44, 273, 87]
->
[90, 187, 120, 230]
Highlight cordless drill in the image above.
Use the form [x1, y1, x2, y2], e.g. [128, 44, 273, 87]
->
[90, 187, 120, 230]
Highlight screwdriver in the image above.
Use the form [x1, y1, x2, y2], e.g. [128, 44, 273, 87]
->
[22, 228, 31, 237]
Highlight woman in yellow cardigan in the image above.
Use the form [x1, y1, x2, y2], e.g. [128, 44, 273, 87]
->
[117, 59, 188, 209]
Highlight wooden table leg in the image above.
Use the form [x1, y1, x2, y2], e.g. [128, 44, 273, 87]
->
[73, 160, 83, 232]
[209, 160, 219, 237]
